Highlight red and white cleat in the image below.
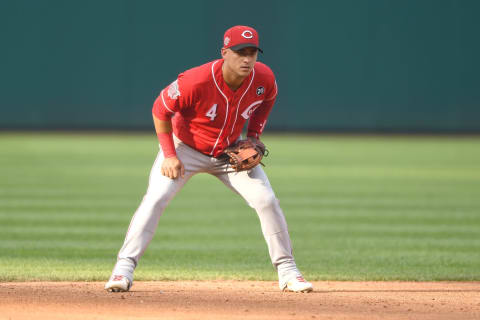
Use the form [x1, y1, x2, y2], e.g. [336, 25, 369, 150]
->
[105, 275, 132, 292]
[281, 275, 313, 293]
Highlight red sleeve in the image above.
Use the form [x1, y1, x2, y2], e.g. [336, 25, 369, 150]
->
[152, 74, 196, 120]
[247, 97, 275, 138]
[265, 80, 278, 101]
[156, 132, 176, 158]
[247, 74, 277, 138]
[151, 74, 196, 157]
[152, 91, 174, 120]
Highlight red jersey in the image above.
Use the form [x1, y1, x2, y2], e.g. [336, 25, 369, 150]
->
[152, 59, 277, 157]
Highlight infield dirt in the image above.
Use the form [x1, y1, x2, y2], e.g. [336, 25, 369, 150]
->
[0, 281, 479, 320]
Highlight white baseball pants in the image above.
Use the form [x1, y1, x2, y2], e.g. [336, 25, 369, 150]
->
[112, 137, 298, 281]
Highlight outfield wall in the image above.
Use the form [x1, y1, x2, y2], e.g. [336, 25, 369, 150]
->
[1, 0, 479, 131]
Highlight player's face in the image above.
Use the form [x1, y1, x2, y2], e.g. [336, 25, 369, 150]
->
[222, 47, 258, 78]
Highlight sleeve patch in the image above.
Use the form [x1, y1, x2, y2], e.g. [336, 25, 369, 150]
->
[167, 79, 181, 100]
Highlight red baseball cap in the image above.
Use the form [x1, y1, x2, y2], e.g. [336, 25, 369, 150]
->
[223, 25, 263, 53]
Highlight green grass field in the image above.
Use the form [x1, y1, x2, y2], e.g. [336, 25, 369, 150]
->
[1, 133, 479, 282]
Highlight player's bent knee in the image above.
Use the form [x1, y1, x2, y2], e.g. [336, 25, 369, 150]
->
[249, 192, 279, 211]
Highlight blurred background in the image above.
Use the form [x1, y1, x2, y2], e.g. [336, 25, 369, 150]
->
[1, 0, 479, 132]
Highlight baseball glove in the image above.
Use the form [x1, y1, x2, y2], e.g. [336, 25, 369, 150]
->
[223, 139, 268, 172]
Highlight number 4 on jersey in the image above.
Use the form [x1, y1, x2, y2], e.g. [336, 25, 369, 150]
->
[206, 104, 217, 121]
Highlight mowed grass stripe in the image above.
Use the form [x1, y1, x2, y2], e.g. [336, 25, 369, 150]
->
[3, 180, 477, 195]
[2, 214, 479, 231]
[3, 212, 478, 226]
[2, 206, 479, 217]
[2, 229, 478, 245]
[2, 234, 478, 250]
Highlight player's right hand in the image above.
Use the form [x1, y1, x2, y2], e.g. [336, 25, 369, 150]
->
[161, 156, 185, 179]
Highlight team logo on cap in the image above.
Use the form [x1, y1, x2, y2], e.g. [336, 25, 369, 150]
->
[224, 37, 230, 46]
[256, 86, 265, 96]
[241, 30, 254, 39]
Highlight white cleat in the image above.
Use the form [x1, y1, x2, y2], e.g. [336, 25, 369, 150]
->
[105, 275, 132, 292]
[282, 275, 313, 293]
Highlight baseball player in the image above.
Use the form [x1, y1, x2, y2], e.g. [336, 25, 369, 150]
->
[105, 25, 313, 293]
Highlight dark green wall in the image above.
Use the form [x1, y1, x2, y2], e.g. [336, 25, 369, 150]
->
[1, 0, 479, 131]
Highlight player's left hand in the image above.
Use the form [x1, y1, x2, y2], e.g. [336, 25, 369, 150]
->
[247, 136, 267, 155]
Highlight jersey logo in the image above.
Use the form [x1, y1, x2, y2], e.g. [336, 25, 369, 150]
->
[167, 80, 181, 100]
[241, 30, 253, 39]
[256, 86, 265, 96]
[241, 100, 263, 119]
